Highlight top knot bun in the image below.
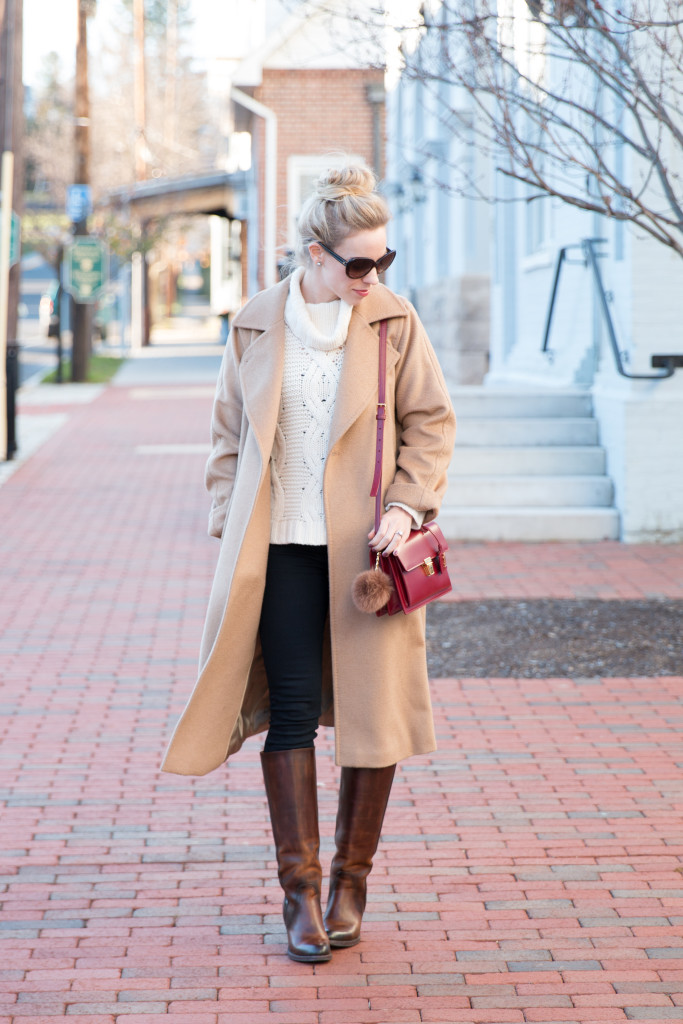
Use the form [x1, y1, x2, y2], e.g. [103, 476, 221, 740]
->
[289, 159, 391, 271]
[314, 164, 377, 202]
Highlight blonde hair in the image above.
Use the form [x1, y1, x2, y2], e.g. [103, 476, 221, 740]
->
[292, 163, 391, 269]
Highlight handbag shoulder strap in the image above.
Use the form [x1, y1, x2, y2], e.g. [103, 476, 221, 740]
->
[370, 319, 388, 532]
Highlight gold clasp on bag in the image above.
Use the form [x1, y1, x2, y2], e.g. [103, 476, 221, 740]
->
[422, 556, 435, 576]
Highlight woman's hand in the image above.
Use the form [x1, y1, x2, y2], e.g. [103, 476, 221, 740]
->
[368, 508, 412, 556]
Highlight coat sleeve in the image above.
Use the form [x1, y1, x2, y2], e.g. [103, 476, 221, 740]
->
[383, 304, 456, 523]
[205, 329, 244, 538]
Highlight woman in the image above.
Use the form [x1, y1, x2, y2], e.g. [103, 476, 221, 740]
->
[162, 164, 456, 963]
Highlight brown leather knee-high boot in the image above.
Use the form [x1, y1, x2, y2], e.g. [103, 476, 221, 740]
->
[323, 764, 396, 948]
[260, 748, 332, 963]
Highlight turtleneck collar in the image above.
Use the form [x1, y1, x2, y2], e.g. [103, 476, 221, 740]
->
[285, 267, 353, 352]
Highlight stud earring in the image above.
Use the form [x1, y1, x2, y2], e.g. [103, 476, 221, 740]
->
[316, 261, 322, 266]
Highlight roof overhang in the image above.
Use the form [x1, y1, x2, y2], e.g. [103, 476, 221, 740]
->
[104, 169, 250, 220]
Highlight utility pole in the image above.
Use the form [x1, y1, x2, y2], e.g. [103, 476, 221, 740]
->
[0, 0, 23, 460]
[133, 0, 147, 181]
[133, 0, 150, 345]
[71, 0, 94, 383]
[163, 0, 177, 157]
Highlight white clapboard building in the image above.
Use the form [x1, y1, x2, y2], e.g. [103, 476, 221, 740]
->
[385, 3, 683, 543]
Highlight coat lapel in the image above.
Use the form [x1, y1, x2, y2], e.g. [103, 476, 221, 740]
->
[328, 314, 385, 453]
[232, 275, 290, 464]
[238, 320, 285, 466]
[233, 277, 409, 460]
[328, 290, 406, 453]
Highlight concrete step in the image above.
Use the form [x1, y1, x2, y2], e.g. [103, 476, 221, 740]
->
[451, 386, 593, 419]
[440, 506, 621, 542]
[456, 417, 599, 446]
[441, 387, 619, 541]
[450, 445, 606, 476]
[450, 475, 613, 508]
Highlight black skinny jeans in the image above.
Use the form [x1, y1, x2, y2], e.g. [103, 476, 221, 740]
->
[259, 544, 329, 752]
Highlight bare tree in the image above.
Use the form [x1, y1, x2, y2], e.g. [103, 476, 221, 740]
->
[24, 53, 73, 211]
[287, 0, 683, 257]
[396, 0, 683, 256]
[91, 0, 214, 191]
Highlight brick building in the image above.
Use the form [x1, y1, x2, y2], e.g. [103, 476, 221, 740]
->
[230, 1, 385, 294]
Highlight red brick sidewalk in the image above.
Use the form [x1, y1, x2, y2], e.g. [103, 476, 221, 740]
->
[1, 384, 683, 1024]
[446, 540, 683, 602]
[445, 541, 683, 601]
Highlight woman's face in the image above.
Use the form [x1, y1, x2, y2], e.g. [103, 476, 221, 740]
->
[308, 226, 389, 306]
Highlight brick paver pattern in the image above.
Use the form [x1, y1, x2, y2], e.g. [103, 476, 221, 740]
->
[1, 385, 683, 1024]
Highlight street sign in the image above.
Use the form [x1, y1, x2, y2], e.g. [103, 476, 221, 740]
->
[9, 212, 20, 267]
[64, 236, 108, 304]
[0, 208, 20, 270]
[66, 184, 93, 223]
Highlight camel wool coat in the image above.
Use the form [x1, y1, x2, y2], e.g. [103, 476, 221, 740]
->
[161, 275, 456, 776]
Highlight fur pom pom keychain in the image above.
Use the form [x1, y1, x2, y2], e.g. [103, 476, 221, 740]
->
[352, 553, 394, 614]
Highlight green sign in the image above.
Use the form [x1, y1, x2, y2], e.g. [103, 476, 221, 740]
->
[65, 236, 108, 304]
[9, 212, 20, 266]
[0, 211, 20, 270]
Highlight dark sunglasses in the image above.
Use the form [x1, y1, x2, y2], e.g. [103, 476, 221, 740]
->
[317, 241, 397, 279]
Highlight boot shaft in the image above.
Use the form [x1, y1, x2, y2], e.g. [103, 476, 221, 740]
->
[260, 747, 322, 893]
[324, 764, 396, 948]
[260, 747, 330, 963]
[331, 764, 396, 876]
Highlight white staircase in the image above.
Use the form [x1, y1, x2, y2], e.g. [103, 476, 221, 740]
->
[440, 388, 620, 541]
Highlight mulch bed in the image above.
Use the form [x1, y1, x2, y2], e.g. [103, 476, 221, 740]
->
[426, 599, 683, 677]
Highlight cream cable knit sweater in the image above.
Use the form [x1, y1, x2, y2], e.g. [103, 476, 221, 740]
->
[269, 269, 352, 544]
[269, 268, 423, 545]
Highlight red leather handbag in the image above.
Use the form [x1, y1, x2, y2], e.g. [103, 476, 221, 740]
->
[374, 521, 451, 616]
[352, 320, 452, 616]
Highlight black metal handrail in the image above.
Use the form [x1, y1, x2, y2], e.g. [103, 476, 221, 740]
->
[542, 237, 682, 380]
